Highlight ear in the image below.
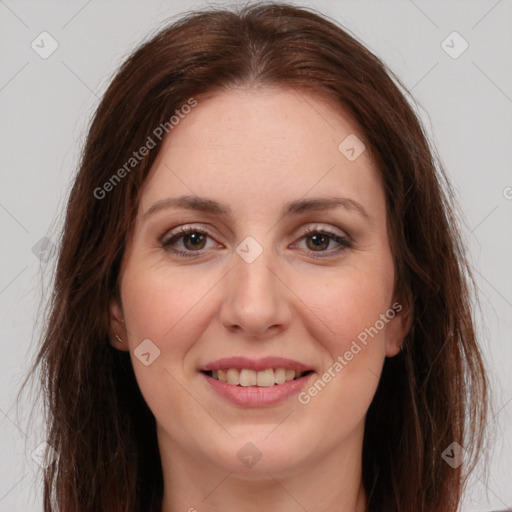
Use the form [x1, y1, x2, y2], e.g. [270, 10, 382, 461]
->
[384, 299, 412, 358]
[108, 297, 129, 352]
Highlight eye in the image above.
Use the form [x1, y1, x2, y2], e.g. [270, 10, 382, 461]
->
[294, 225, 352, 258]
[160, 225, 220, 257]
[160, 224, 352, 259]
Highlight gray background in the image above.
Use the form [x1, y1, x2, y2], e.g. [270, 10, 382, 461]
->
[0, 0, 511, 510]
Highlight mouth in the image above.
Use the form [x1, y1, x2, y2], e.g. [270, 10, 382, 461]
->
[201, 368, 314, 387]
[200, 366, 316, 407]
[199, 356, 315, 406]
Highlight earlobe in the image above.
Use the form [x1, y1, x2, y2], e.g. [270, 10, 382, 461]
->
[108, 298, 129, 351]
[385, 300, 412, 358]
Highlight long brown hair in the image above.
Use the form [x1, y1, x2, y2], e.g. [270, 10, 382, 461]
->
[18, 3, 490, 511]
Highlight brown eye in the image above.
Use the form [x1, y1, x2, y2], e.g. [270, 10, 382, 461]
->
[181, 232, 207, 250]
[295, 227, 352, 259]
[161, 226, 219, 257]
[305, 233, 331, 251]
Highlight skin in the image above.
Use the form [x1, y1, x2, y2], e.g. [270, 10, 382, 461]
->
[109, 87, 410, 512]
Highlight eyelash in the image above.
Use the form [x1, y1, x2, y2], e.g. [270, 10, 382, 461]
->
[160, 224, 353, 259]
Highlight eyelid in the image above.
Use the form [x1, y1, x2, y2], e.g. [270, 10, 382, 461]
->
[161, 222, 349, 241]
[161, 223, 217, 243]
[301, 223, 349, 239]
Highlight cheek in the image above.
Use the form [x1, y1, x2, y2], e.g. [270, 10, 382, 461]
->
[119, 264, 218, 405]
[119, 266, 224, 440]
[294, 261, 394, 353]
[121, 263, 219, 350]
[291, 263, 394, 431]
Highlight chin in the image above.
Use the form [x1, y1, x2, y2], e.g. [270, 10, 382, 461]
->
[205, 428, 316, 479]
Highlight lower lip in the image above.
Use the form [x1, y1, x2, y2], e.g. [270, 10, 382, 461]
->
[200, 371, 315, 407]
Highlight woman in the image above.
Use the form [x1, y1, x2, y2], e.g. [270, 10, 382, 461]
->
[20, 3, 490, 511]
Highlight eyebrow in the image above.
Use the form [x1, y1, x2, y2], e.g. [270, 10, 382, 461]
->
[144, 194, 372, 223]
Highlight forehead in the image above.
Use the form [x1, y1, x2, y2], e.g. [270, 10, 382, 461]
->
[139, 87, 384, 219]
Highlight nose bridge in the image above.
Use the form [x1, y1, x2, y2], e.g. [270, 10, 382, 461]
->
[220, 239, 291, 337]
[235, 244, 276, 299]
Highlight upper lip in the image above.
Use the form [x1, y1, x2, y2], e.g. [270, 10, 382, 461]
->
[200, 356, 313, 372]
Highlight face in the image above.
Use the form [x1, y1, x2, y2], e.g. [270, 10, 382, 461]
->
[109, 88, 410, 480]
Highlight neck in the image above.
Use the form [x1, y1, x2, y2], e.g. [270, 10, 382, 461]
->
[158, 423, 368, 512]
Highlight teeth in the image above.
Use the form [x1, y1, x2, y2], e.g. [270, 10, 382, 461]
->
[239, 369, 257, 386]
[274, 368, 286, 384]
[256, 368, 274, 387]
[226, 368, 240, 385]
[285, 369, 296, 381]
[208, 368, 306, 386]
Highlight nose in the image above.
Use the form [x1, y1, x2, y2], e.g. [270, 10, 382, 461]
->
[219, 247, 293, 340]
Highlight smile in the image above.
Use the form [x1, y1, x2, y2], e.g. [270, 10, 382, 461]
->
[203, 368, 312, 387]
